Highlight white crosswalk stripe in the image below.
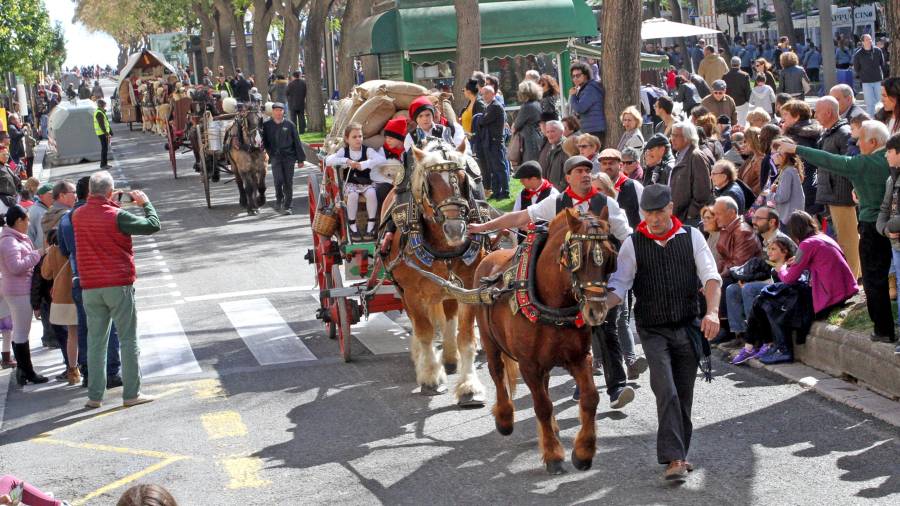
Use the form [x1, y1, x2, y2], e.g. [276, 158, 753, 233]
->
[138, 307, 203, 377]
[219, 298, 317, 365]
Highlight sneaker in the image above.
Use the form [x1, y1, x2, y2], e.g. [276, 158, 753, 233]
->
[84, 399, 102, 409]
[730, 347, 757, 365]
[626, 356, 648, 380]
[759, 348, 793, 365]
[750, 343, 773, 361]
[664, 460, 689, 481]
[281, 208, 293, 215]
[123, 394, 155, 407]
[869, 332, 897, 344]
[106, 375, 123, 389]
[610, 386, 635, 409]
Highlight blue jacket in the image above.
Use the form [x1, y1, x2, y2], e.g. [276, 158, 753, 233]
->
[57, 200, 84, 276]
[569, 80, 606, 133]
[804, 50, 822, 69]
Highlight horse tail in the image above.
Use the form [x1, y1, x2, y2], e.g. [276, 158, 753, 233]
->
[502, 354, 518, 397]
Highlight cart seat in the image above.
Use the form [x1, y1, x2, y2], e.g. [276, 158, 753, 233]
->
[172, 97, 193, 136]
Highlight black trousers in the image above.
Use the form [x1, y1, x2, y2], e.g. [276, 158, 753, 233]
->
[591, 306, 627, 398]
[290, 109, 306, 135]
[859, 221, 895, 337]
[98, 134, 109, 167]
[638, 324, 699, 464]
[271, 157, 296, 209]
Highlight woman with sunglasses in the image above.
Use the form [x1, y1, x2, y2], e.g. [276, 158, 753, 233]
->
[753, 58, 777, 90]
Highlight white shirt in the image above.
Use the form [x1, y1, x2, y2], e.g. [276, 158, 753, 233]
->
[512, 186, 560, 212]
[526, 193, 633, 242]
[403, 121, 466, 151]
[324, 146, 386, 171]
[607, 225, 721, 302]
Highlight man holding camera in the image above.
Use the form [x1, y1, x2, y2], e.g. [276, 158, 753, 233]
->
[73, 170, 160, 409]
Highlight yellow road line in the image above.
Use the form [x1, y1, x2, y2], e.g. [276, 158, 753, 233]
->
[201, 410, 247, 439]
[220, 457, 272, 489]
[31, 437, 186, 460]
[73, 456, 186, 505]
[38, 387, 184, 437]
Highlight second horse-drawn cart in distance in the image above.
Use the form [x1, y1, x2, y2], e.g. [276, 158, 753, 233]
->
[305, 154, 405, 362]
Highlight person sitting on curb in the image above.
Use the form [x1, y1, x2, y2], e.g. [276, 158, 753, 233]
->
[877, 132, 900, 355]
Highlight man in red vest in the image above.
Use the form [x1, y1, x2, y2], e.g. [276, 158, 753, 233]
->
[73, 170, 160, 409]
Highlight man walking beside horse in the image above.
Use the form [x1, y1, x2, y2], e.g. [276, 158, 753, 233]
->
[261, 102, 305, 215]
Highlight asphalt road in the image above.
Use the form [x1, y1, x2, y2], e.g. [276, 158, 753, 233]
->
[0, 83, 898, 505]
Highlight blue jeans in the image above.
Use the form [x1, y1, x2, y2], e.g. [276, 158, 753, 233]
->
[485, 142, 509, 197]
[725, 281, 769, 333]
[73, 282, 121, 376]
[862, 81, 881, 117]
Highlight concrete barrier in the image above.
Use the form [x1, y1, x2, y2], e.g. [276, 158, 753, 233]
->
[795, 322, 900, 400]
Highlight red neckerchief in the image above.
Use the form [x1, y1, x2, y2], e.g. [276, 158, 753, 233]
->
[523, 179, 553, 200]
[614, 172, 629, 192]
[383, 143, 404, 159]
[564, 186, 599, 206]
[637, 216, 683, 242]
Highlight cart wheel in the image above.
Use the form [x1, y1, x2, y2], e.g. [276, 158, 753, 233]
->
[166, 122, 178, 178]
[331, 265, 352, 362]
[199, 141, 211, 209]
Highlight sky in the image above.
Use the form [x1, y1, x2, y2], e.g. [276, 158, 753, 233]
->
[46, 0, 120, 68]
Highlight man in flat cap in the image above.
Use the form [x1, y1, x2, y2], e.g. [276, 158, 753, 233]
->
[607, 184, 721, 482]
[511, 160, 558, 213]
[261, 101, 305, 215]
[469, 155, 637, 409]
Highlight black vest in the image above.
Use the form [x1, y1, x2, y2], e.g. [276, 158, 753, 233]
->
[343, 146, 371, 185]
[410, 123, 454, 145]
[631, 229, 701, 327]
[517, 185, 554, 210]
[617, 179, 641, 228]
[555, 192, 608, 215]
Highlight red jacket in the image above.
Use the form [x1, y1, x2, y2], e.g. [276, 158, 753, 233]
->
[73, 196, 135, 289]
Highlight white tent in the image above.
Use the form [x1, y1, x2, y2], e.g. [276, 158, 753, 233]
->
[117, 49, 178, 84]
[641, 18, 721, 40]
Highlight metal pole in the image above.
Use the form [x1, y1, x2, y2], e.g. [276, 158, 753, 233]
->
[819, 0, 836, 91]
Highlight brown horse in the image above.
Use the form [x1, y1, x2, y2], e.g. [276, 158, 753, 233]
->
[226, 107, 267, 215]
[423, 207, 618, 474]
[380, 138, 491, 406]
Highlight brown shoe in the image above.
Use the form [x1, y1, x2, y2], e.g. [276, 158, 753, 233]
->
[67, 366, 82, 386]
[664, 460, 689, 481]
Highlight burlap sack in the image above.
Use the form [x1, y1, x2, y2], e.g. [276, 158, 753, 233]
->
[363, 135, 385, 150]
[349, 95, 395, 137]
[356, 80, 427, 109]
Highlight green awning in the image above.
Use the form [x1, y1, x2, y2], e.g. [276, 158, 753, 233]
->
[348, 0, 597, 56]
[568, 41, 670, 70]
[409, 40, 568, 65]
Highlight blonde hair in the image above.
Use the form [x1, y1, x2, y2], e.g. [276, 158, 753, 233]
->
[746, 109, 771, 128]
[24, 177, 41, 194]
[620, 106, 642, 127]
[576, 133, 601, 151]
[779, 51, 799, 68]
[517, 80, 543, 102]
[591, 171, 617, 198]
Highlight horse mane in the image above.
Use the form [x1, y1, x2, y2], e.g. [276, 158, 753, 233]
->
[409, 137, 468, 203]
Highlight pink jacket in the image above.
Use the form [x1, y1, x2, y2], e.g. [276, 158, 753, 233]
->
[0, 226, 41, 296]
[777, 234, 859, 313]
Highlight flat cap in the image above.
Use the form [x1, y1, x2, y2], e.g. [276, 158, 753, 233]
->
[712, 80, 727, 91]
[563, 155, 593, 174]
[644, 133, 670, 150]
[640, 184, 672, 211]
[37, 183, 54, 196]
[271, 102, 285, 109]
[598, 148, 622, 161]
[513, 160, 542, 179]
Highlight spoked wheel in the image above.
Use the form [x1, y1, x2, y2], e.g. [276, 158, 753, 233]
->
[166, 122, 178, 178]
[331, 265, 352, 362]
[308, 174, 337, 340]
[199, 138, 211, 209]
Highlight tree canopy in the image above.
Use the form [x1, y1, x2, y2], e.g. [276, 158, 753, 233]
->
[0, 0, 66, 79]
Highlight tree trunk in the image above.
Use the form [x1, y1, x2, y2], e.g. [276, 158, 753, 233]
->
[888, 0, 900, 77]
[452, 0, 481, 111]
[361, 55, 379, 81]
[194, 3, 216, 73]
[669, 0, 692, 71]
[212, 2, 236, 76]
[647, 0, 661, 18]
[276, 0, 308, 75]
[773, 0, 796, 47]
[251, 0, 277, 92]
[117, 43, 128, 70]
[819, 0, 836, 90]
[601, 0, 642, 145]
[304, 0, 329, 132]
[337, 0, 368, 97]
[232, 8, 251, 75]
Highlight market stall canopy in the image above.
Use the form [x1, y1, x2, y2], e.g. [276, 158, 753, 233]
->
[347, 0, 597, 59]
[118, 49, 178, 81]
[640, 17, 721, 40]
[568, 41, 670, 70]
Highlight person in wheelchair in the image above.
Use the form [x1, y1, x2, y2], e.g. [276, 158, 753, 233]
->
[325, 123, 387, 241]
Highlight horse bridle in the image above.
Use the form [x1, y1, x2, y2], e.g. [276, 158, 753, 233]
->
[236, 106, 263, 151]
[420, 161, 472, 225]
[560, 216, 612, 305]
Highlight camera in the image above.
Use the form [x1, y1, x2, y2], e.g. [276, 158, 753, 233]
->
[116, 190, 133, 203]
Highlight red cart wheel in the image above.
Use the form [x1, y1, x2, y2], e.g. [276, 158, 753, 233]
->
[308, 174, 337, 340]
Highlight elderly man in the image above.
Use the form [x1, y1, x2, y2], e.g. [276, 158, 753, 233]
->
[778, 120, 894, 344]
[700, 80, 738, 126]
[261, 102, 305, 214]
[830, 84, 865, 122]
[814, 96, 860, 279]
[537, 120, 567, 190]
[27, 183, 54, 250]
[478, 85, 509, 199]
[41, 180, 76, 240]
[669, 122, 712, 226]
[73, 171, 161, 409]
[642, 133, 674, 186]
[607, 184, 721, 481]
[853, 34, 887, 116]
[722, 57, 751, 125]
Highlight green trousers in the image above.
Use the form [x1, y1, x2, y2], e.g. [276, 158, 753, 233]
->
[83, 285, 141, 401]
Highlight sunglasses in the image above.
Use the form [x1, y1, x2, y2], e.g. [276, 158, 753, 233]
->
[577, 144, 592, 149]
[623, 160, 637, 165]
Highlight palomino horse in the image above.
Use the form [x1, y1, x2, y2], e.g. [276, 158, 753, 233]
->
[380, 138, 490, 406]
[420, 208, 618, 473]
[225, 106, 267, 215]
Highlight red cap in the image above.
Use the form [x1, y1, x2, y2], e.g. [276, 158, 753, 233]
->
[383, 117, 409, 141]
[408, 95, 435, 121]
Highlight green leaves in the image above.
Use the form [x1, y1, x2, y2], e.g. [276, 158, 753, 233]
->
[0, 0, 63, 80]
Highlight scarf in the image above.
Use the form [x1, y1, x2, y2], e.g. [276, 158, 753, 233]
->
[564, 186, 599, 207]
[383, 142, 405, 160]
[613, 173, 629, 192]
[523, 179, 553, 201]
[636, 216, 683, 242]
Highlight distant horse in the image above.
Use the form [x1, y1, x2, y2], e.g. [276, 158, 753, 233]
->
[225, 106, 267, 215]
[379, 138, 491, 406]
[422, 208, 618, 474]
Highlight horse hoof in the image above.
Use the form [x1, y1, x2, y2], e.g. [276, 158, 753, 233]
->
[248, 209, 258, 216]
[420, 383, 447, 396]
[495, 419, 513, 436]
[444, 363, 457, 375]
[571, 450, 593, 471]
[457, 392, 485, 408]
[545, 460, 566, 475]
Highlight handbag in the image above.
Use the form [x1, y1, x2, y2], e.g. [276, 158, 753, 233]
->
[801, 73, 812, 95]
[507, 132, 524, 166]
[729, 256, 773, 282]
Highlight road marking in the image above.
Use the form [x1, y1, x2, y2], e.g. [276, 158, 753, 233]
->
[138, 307, 202, 377]
[220, 298, 317, 365]
[135, 291, 182, 299]
[220, 457, 272, 489]
[192, 378, 226, 400]
[74, 456, 185, 505]
[201, 410, 247, 439]
[184, 285, 316, 302]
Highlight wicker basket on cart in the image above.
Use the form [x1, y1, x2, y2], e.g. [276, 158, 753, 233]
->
[312, 203, 340, 237]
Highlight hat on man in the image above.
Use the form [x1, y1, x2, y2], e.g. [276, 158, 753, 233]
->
[513, 161, 542, 180]
[730, 56, 741, 68]
[598, 148, 622, 161]
[644, 133, 670, 151]
[383, 117, 409, 142]
[36, 183, 54, 196]
[712, 80, 727, 92]
[717, 114, 731, 125]
[563, 156, 593, 174]
[408, 96, 436, 121]
[640, 184, 672, 211]
[271, 102, 285, 110]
